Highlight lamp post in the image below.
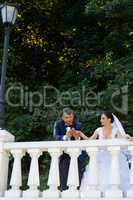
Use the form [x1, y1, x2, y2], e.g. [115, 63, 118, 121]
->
[0, 2, 18, 129]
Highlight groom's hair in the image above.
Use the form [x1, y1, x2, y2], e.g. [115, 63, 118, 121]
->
[63, 108, 74, 115]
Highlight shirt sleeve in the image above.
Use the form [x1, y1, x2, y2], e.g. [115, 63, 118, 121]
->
[63, 135, 71, 141]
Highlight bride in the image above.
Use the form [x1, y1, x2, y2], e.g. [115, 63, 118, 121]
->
[80, 111, 131, 198]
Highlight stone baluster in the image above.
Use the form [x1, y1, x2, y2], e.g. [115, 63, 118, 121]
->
[0, 149, 10, 197]
[5, 149, 24, 197]
[43, 148, 61, 198]
[106, 146, 122, 198]
[62, 148, 80, 198]
[23, 149, 42, 198]
[0, 130, 14, 197]
[80, 147, 100, 198]
[127, 146, 133, 197]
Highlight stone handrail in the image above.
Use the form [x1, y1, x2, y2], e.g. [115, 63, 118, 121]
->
[0, 131, 133, 199]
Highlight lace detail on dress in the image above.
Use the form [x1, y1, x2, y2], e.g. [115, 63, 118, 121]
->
[96, 126, 118, 140]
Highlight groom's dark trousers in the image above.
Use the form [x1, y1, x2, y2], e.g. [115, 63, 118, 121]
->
[53, 119, 86, 191]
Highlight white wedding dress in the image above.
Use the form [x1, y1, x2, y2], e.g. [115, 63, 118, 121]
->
[80, 127, 131, 194]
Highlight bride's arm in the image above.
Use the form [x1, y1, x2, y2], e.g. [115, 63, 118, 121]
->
[125, 134, 132, 140]
[116, 131, 132, 140]
[79, 131, 89, 140]
[89, 130, 98, 139]
[79, 130, 98, 140]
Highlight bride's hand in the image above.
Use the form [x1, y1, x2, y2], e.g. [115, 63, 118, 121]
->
[125, 134, 132, 141]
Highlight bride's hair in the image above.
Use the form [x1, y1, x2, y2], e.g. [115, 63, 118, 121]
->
[103, 111, 114, 123]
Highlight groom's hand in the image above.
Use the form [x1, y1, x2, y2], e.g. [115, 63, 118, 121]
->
[72, 129, 81, 140]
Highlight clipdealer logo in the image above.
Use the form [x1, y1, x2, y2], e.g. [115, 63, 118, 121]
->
[5, 82, 129, 115]
[111, 84, 128, 115]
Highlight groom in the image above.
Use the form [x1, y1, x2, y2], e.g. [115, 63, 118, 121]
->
[53, 108, 86, 191]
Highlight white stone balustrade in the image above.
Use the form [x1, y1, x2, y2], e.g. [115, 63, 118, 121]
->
[0, 131, 133, 200]
[80, 147, 100, 198]
[127, 146, 133, 197]
[5, 149, 25, 197]
[0, 130, 14, 197]
[62, 148, 81, 198]
[43, 148, 61, 198]
[0, 148, 10, 197]
[23, 149, 42, 198]
[106, 146, 122, 198]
